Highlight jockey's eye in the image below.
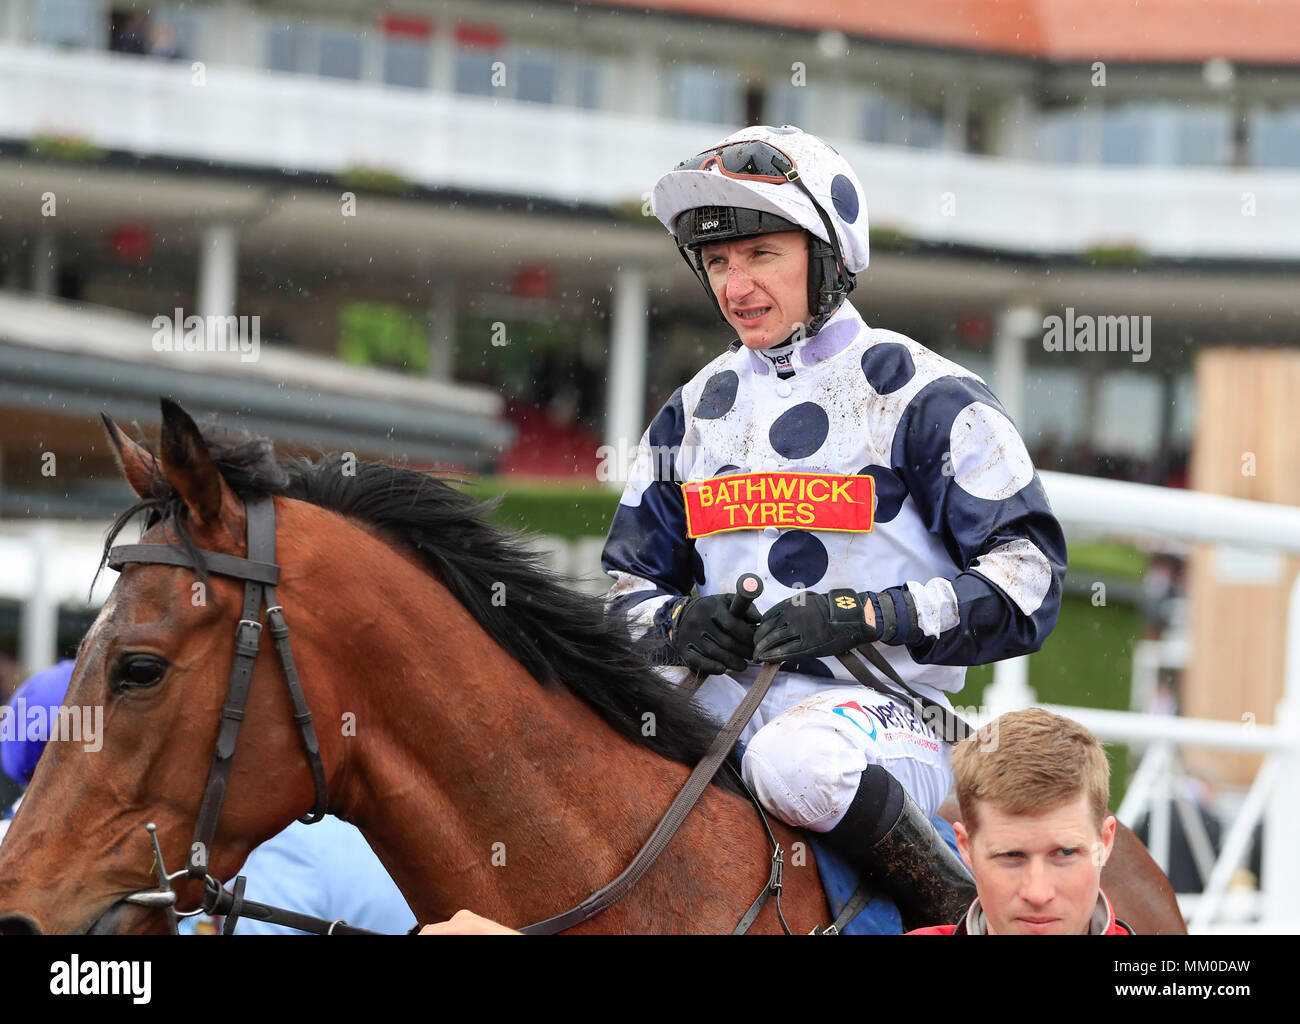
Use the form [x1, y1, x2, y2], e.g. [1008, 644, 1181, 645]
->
[111, 654, 168, 694]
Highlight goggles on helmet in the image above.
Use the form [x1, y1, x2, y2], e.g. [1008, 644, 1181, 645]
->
[672, 140, 848, 275]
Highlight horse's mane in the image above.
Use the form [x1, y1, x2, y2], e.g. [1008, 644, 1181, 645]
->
[100, 422, 739, 791]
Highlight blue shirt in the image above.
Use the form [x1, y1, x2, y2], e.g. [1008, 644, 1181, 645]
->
[182, 816, 416, 935]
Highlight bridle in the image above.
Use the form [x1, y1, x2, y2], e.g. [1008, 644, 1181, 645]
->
[99, 492, 946, 936]
[107, 494, 336, 933]
[100, 493, 797, 936]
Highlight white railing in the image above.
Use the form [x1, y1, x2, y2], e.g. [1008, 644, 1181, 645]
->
[981, 471, 1300, 934]
[3, 43, 1300, 259]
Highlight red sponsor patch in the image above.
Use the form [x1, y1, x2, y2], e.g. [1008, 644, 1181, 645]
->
[682, 472, 874, 538]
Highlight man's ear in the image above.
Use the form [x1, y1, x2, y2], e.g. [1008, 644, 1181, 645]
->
[101, 413, 162, 499]
[1098, 814, 1117, 867]
[953, 820, 974, 872]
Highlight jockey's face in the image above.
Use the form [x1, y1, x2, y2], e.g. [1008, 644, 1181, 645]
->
[953, 792, 1116, 935]
[700, 231, 811, 351]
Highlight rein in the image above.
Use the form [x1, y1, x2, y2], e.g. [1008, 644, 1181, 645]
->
[103, 496, 897, 935]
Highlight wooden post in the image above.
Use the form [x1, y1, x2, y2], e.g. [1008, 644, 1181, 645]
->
[1184, 349, 1300, 785]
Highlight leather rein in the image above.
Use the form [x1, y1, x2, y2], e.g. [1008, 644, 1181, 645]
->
[106, 494, 947, 935]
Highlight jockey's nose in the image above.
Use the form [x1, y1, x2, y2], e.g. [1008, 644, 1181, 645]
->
[724, 264, 758, 304]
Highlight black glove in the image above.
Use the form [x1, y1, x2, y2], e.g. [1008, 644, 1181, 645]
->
[668, 593, 761, 676]
[753, 589, 881, 662]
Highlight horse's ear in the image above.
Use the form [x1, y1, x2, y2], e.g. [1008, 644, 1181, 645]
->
[157, 398, 240, 530]
[100, 412, 162, 499]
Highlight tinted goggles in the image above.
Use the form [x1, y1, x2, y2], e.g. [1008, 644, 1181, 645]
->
[674, 140, 799, 185]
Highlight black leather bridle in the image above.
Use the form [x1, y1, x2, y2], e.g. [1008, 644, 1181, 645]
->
[108, 494, 339, 933]
[102, 495, 890, 935]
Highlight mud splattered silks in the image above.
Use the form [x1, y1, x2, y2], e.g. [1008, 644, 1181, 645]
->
[600, 299, 1066, 827]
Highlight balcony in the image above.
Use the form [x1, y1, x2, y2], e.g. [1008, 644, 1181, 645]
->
[2, 43, 1299, 262]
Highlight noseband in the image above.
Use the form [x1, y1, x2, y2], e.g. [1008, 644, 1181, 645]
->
[106, 494, 332, 931]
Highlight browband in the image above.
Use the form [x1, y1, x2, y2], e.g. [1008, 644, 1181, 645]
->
[107, 544, 280, 587]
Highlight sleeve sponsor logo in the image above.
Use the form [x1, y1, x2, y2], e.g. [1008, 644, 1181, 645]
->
[681, 472, 874, 538]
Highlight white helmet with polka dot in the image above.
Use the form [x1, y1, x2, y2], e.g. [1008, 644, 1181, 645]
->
[652, 124, 870, 333]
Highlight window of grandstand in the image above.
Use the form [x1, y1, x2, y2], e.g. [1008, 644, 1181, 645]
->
[266, 22, 299, 72]
[515, 51, 558, 105]
[670, 64, 743, 125]
[383, 35, 430, 89]
[1172, 105, 1233, 166]
[266, 21, 364, 80]
[318, 26, 363, 80]
[453, 22, 503, 97]
[1249, 104, 1300, 168]
[1099, 102, 1231, 165]
[151, 7, 198, 62]
[379, 13, 432, 89]
[1042, 100, 1232, 166]
[576, 60, 601, 109]
[766, 83, 804, 129]
[36, 0, 103, 49]
[1096, 372, 1163, 459]
[1099, 103, 1147, 164]
[1038, 102, 1096, 163]
[859, 87, 943, 148]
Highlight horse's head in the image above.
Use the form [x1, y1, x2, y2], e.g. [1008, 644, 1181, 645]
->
[0, 399, 344, 934]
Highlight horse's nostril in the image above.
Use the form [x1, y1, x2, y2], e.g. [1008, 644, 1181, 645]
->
[0, 913, 43, 935]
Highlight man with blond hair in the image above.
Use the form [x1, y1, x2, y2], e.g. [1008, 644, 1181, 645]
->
[909, 708, 1134, 934]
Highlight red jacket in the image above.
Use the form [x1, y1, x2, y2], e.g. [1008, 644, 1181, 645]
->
[907, 890, 1134, 934]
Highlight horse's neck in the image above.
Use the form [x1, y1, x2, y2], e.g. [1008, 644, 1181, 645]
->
[322, 577, 690, 928]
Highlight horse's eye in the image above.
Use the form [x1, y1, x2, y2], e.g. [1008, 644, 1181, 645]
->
[112, 656, 167, 693]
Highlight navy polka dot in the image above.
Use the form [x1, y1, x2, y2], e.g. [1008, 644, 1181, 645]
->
[780, 657, 835, 679]
[767, 530, 828, 588]
[857, 465, 908, 523]
[695, 370, 739, 420]
[768, 402, 829, 459]
[861, 344, 915, 395]
[830, 174, 859, 224]
[713, 464, 741, 476]
[691, 547, 707, 586]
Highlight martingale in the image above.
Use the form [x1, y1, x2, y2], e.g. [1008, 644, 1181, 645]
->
[682, 471, 874, 537]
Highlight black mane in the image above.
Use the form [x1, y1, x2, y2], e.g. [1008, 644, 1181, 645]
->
[100, 421, 738, 791]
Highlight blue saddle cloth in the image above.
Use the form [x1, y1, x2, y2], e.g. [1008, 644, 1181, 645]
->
[806, 815, 962, 935]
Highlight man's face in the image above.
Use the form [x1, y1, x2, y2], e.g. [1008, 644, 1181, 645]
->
[953, 792, 1116, 935]
[700, 231, 811, 350]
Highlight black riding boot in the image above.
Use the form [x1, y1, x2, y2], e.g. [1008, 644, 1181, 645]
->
[820, 764, 976, 932]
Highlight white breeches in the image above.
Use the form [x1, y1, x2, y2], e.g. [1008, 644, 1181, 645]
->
[692, 668, 954, 832]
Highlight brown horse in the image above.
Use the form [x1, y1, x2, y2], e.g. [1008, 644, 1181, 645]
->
[0, 401, 1185, 934]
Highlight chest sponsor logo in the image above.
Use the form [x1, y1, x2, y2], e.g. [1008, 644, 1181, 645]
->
[681, 472, 874, 537]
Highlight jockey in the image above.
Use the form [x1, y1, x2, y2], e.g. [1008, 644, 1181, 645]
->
[599, 123, 1067, 929]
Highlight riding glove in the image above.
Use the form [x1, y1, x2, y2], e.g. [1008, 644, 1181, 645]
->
[668, 593, 761, 676]
[753, 589, 883, 662]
